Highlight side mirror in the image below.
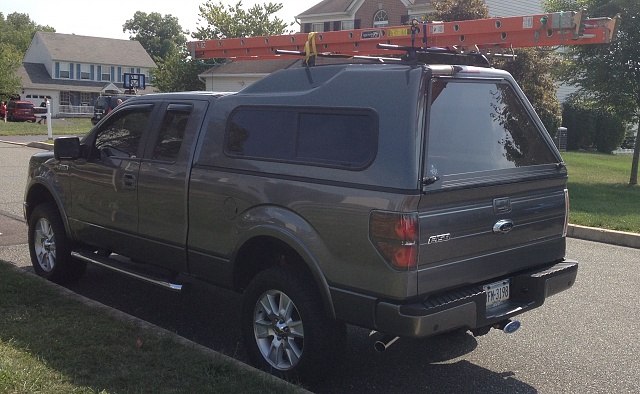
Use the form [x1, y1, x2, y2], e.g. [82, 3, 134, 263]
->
[54, 137, 81, 160]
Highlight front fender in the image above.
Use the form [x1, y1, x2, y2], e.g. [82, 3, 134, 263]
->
[24, 154, 73, 238]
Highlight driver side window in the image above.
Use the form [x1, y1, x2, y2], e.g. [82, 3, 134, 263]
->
[95, 109, 151, 158]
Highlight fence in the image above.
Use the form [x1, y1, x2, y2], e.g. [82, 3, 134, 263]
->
[58, 104, 93, 117]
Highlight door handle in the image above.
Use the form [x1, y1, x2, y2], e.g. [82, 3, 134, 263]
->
[122, 173, 136, 190]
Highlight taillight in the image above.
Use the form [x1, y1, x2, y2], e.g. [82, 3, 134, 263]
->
[369, 211, 419, 270]
[563, 188, 570, 237]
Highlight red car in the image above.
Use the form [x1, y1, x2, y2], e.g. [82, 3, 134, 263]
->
[6, 100, 36, 122]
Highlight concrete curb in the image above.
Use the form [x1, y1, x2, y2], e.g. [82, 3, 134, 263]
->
[567, 224, 640, 249]
[4, 138, 639, 249]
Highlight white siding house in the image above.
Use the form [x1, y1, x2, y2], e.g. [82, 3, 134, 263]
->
[19, 32, 156, 117]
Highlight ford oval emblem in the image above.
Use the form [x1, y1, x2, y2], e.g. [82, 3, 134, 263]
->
[493, 219, 514, 234]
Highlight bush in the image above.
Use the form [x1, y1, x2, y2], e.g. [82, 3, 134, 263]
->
[562, 101, 626, 153]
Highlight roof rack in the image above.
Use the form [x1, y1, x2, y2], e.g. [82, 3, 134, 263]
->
[188, 10, 619, 66]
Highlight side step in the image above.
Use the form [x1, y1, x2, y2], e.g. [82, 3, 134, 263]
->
[71, 251, 183, 292]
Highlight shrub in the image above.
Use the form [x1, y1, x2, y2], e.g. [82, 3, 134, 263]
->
[562, 101, 626, 153]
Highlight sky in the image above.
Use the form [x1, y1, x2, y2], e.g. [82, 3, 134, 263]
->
[2, 0, 311, 40]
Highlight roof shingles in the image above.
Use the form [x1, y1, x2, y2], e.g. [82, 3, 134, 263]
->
[35, 32, 156, 68]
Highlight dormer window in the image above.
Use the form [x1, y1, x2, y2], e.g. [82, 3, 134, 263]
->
[59, 63, 70, 79]
[101, 65, 111, 81]
[373, 10, 388, 27]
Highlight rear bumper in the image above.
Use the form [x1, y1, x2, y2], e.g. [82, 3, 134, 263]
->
[374, 260, 578, 338]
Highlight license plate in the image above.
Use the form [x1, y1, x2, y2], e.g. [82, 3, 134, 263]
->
[484, 279, 510, 308]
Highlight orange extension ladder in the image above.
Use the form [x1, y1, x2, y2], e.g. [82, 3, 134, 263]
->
[188, 9, 619, 61]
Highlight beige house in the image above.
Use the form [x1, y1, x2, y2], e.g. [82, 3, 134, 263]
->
[19, 32, 156, 117]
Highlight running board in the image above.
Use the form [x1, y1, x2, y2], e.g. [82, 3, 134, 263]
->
[71, 251, 183, 292]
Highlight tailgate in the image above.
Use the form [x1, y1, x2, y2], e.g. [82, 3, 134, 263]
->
[417, 177, 567, 295]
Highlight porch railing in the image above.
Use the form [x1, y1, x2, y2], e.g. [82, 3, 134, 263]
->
[58, 105, 93, 116]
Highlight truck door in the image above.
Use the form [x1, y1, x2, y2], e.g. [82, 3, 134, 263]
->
[68, 103, 154, 256]
[136, 100, 209, 272]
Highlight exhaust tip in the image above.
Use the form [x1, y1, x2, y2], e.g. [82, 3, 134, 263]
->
[374, 336, 399, 352]
[502, 320, 521, 334]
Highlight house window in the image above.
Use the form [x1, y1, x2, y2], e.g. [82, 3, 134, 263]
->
[373, 10, 389, 27]
[80, 64, 91, 80]
[101, 66, 111, 81]
[81, 93, 92, 106]
[341, 20, 354, 30]
[60, 92, 70, 106]
[311, 22, 325, 32]
[59, 63, 70, 79]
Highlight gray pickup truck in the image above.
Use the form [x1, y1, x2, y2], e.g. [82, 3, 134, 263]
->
[24, 61, 577, 382]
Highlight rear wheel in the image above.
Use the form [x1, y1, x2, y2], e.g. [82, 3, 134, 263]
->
[28, 202, 86, 284]
[242, 266, 344, 382]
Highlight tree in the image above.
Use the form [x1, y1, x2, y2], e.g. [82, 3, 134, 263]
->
[545, 0, 640, 185]
[0, 44, 22, 99]
[123, 12, 187, 60]
[0, 12, 54, 100]
[430, 0, 489, 21]
[152, 1, 289, 92]
[431, 0, 562, 136]
[193, 1, 290, 40]
[151, 50, 209, 92]
[493, 49, 563, 138]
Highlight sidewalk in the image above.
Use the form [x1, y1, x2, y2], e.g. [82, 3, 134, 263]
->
[2, 136, 638, 250]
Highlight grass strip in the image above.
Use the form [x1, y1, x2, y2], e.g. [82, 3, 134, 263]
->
[563, 151, 640, 233]
[0, 261, 305, 394]
[0, 118, 92, 136]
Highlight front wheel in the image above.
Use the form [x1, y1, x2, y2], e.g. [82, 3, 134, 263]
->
[242, 266, 345, 382]
[28, 202, 86, 284]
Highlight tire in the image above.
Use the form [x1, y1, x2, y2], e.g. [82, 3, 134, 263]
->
[28, 202, 86, 284]
[242, 266, 345, 382]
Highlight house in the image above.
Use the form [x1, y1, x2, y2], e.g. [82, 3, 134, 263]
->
[201, 0, 435, 92]
[296, 0, 435, 32]
[199, 59, 299, 92]
[19, 32, 156, 118]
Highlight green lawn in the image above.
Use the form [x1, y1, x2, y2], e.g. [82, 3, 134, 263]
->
[563, 151, 640, 233]
[0, 118, 93, 136]
[0, 262, 304, 394]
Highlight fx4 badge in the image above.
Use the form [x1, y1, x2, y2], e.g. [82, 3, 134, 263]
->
[428, 233, 451, 244]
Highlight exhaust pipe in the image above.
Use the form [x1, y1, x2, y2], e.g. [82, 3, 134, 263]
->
[374, 335, 400, 352]
[471, 319, 522, 337]
[495, 319, 521, 334]
[369, 330, 400, 352]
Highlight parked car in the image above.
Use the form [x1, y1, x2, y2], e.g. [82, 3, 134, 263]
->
[24, 60, 578, 382]
[6, 100, 36, 122]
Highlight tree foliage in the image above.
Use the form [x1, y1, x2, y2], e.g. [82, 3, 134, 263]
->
[151, 50, 208, 92]
[544, 0, 640, 184]
[193, 1, 290, 40]
[430, 0, 489, 21]
[493, 49, 563, 138]
[0, 12, 55, 100]
[123, 12, 187, 60]
[152, 1, 288, 92]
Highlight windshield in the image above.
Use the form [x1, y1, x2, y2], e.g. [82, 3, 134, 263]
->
[425, 79, 557, 181]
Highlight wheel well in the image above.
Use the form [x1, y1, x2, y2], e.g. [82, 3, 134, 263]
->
[233, 236, 313, 293]
[25, 183, 55, 221]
